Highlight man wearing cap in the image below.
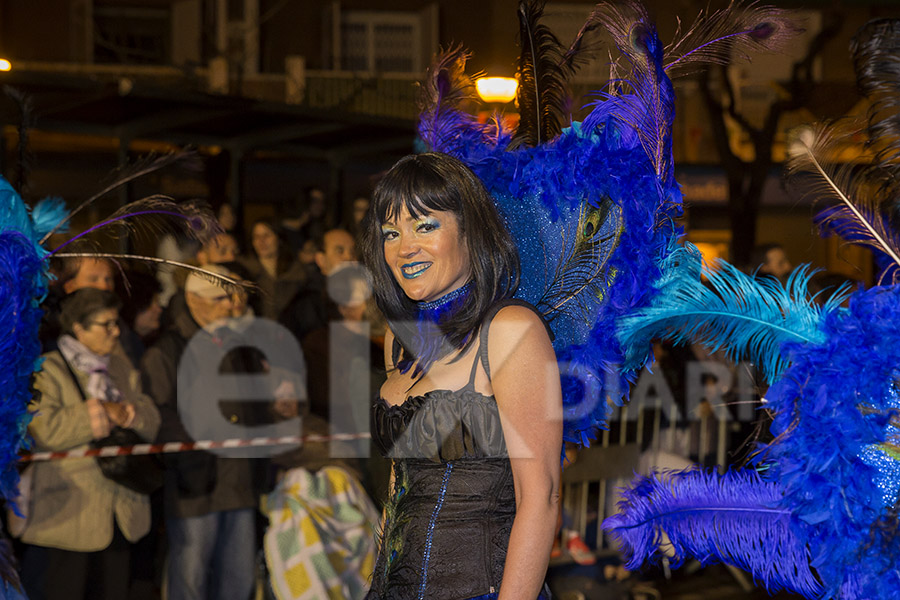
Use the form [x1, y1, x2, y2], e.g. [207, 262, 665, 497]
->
[141, 266, 264, 600]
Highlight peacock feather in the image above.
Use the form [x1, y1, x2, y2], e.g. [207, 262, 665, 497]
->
[537, 196, 623, 317]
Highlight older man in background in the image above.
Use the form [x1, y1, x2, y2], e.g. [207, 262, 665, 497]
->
[141, 267, 261, 600]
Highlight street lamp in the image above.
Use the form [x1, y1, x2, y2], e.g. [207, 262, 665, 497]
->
[0, 59, 11, 72]
[475, 76, 518, 104]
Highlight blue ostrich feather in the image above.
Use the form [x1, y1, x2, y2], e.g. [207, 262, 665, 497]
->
[0, 177, 36, 240]
[29, 196, 69, 241]
[0, 231, 45, 506]
[0, 176, 55, 512]
[617, 243, 851, 383]
[603, 468, 822, 598]
[755, 285, 900, 599]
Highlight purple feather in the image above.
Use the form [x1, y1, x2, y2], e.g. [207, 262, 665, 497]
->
[603, 469, 822, 598]
[417, 47, 494, 157]
[581, 2, 675, 182]
[48, 209, 195, 256]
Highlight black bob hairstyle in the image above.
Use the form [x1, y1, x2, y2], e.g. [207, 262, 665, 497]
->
[360, 152, 520, 364]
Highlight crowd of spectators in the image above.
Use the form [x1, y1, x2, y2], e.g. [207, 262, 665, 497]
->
[12, 189, 387, 600]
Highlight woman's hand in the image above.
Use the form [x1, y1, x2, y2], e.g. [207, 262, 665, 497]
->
[85, 398, 111, 439]
[102, 401, 135, 429]
[488, 305, 563, 600]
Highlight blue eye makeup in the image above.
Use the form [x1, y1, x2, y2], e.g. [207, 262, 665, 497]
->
[416, 217, 440, 232]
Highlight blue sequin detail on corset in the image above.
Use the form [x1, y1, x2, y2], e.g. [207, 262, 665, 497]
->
[417, 461, 454, 600]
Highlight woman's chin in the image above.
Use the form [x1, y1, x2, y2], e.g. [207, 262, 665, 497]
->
[399, 283, 429, 302]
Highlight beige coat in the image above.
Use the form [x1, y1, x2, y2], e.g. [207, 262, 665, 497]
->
[21, 350, 161, 552]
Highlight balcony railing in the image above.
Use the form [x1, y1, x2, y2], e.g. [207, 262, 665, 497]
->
[8, 60, 420, 121]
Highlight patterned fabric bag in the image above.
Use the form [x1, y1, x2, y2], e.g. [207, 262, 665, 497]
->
[264, 466, 380, 600]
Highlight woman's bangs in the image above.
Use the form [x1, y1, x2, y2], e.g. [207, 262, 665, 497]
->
[376, 160, 458, 224]
[379, 189, 447, 223]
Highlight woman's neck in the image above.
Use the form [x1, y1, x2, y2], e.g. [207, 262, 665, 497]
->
[260, 256, 278, 277]
[397, 281, 473, 378]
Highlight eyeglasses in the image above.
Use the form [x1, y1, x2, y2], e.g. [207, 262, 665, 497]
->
[90, 319, 120, 333]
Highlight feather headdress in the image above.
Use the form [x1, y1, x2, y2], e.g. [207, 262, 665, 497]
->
[415, 0, 795, 447]
[607, 17, 900, 599]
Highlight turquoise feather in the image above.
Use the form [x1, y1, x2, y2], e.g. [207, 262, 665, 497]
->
[617, 243, 850, 383]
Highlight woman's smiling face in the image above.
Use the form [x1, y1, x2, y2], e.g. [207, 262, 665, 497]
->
[382, 206, 470, 303]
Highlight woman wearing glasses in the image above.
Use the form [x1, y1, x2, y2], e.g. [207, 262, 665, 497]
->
[20, 288, 160, 600]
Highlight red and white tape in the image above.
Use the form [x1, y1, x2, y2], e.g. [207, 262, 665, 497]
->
[19, 432, 372, 462]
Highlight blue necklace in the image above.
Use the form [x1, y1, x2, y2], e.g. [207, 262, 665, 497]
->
[397, 281, 473, 377]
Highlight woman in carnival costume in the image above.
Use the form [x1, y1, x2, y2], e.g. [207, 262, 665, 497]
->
[361, 0, 796, 598]
[362, 152, 560, 600]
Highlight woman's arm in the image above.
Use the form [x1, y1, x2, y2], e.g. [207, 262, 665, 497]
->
[383, 327, 395, 372]
[29, 360, 98, 451]
[488, 305, 562, 600]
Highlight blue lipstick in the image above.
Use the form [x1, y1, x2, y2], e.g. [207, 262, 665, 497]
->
[401, 261, 431, 279]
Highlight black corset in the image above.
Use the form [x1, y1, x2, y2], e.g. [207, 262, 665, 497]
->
[367, 390, 516, 600]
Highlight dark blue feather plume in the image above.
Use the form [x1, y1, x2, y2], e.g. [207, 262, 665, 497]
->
[754, 285, 900, 599]
[617, 243, 850, 383]
[603, 468, 822, 598]
[0, 176, 52, 515]
[581, 1, 675, 182]
[0, 231, 43, 506]
[417, 47, 495, 157]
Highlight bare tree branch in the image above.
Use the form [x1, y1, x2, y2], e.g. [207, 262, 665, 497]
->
[695, 8, 843, 265]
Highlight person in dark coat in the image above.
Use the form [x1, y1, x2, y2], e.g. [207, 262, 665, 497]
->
[141, 265, 300, 600]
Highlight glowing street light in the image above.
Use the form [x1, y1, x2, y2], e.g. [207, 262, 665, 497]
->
[476, 76, 517, 104]
[0, 59, 11, 72]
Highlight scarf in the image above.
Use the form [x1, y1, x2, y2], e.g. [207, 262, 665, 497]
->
[58, 334, 122, 403]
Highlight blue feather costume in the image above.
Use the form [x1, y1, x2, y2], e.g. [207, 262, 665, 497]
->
[602, 15, 900, 600]
[0, 178, 62, 504]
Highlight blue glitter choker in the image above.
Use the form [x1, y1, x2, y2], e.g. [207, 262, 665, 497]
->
[397, 281, 473, 377]
[416, 282, 472, 311]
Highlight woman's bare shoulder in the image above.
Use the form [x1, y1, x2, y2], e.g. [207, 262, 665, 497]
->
[491, 303, 545, 326]
[486, 303, 554, 368]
